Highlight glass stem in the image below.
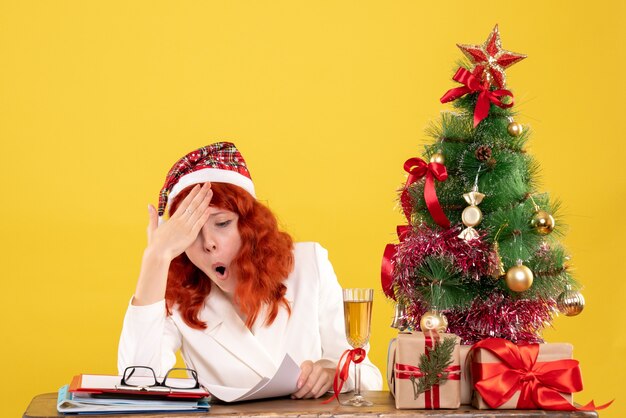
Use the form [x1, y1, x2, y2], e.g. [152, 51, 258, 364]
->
[354, 361, 361, 396]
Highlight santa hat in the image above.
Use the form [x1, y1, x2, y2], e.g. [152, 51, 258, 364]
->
[158, 142, 255, 218]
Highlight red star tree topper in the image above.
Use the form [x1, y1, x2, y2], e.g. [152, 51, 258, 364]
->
[457, 24, 527, 89]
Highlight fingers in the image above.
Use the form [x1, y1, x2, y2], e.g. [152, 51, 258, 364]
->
[184, 183, 213, 221]
[172, 183, 211, 218]
[171, 184, 201, 216]
[292, 362, 333, 399]
[291, 361, 313, 399]
[191, 191, 214, 231]
[308, 371, 333, 398]
[297, 361, 313, 390]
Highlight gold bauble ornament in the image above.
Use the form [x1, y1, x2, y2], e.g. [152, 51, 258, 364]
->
[531, 210, 555, 235]
[419, 310, 448, 333]
[507, 121, 523, 137]
[430, 152, 445, 164]
[505, 261, 534, 292]
[557, 287, 585, 316]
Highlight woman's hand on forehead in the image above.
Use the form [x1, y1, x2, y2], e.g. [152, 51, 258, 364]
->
[147, 182, 214, 260]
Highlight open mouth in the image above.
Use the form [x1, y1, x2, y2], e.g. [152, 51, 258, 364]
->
[212, 263, 229, 281]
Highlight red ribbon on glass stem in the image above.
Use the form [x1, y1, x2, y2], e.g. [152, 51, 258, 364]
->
[440, 67, 514, 128]
[323, 348, 366, 404]
[470, 338, 612, 411]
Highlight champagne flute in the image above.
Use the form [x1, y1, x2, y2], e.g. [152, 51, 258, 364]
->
[342, 288, 374, 407]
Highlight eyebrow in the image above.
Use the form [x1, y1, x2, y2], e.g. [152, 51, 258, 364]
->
[208, 211, 229, 217]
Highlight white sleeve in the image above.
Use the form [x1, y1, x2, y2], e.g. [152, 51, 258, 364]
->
[117, 298, 182, 376]
[315, 243, 383, 391]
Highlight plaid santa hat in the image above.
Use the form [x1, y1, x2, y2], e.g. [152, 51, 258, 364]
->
[158, 142, 255, 217]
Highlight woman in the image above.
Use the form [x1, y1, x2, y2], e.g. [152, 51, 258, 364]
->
[118, 142, 382, 399]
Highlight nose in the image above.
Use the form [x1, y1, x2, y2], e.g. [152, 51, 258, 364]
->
[200, 226, 217, 252]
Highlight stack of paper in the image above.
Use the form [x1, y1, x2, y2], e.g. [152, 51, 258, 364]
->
[57, 354, 302, 414]
[57, 385, 210, 414]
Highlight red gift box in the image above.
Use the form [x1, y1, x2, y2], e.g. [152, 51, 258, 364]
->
[470, 338, 581, 410]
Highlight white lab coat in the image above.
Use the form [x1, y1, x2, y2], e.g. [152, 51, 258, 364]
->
[118, 242, 382, 392]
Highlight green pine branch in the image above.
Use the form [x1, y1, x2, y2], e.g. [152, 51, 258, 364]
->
[410, 337, 457, 398]
[410, 256, 476, 310]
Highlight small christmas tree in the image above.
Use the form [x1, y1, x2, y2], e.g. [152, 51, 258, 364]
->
[383, 25, 585, 344]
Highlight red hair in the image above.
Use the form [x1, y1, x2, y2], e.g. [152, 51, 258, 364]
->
[165, 183, 294, 330]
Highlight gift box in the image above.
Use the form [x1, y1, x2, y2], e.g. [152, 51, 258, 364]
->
[387, 332, 461, 409]
[470, 338, 581, 410]
[459, 344, 472, 405]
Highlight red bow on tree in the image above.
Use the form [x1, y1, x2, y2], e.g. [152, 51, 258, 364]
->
[381, 225, 411, 299]
[400, 157, 450, 229]
[381, 158, 450, 299]
[440, 67, 514, 128]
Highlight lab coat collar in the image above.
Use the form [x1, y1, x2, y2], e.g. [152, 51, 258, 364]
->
[250, 282, 295, 364]
[201, 285, 293, 378]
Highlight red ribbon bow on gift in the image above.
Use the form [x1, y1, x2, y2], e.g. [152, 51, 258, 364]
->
[440, 67, 514, 128]
[471, 338, 612, 411]
[322, 348, 366, 404]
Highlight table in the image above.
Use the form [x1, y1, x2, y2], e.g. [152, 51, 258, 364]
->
[24, 391, 599, 417]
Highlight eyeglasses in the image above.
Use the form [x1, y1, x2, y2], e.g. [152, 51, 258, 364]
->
[119, 366, 200, 392]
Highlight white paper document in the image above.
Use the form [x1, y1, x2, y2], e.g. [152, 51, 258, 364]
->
[205, 353, 300, 402]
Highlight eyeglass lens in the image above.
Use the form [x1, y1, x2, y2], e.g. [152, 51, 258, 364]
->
[163, 368, 199, 389]
[123, 367, 198, 389]
[123, 366, 157, 387]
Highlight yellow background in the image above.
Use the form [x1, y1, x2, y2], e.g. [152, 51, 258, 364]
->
[1, 1, 624, 416]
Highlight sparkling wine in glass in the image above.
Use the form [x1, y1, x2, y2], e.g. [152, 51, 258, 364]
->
[342, 288, 373, 407]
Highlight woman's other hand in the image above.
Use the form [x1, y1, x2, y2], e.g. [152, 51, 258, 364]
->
[291, 359, 335, 399]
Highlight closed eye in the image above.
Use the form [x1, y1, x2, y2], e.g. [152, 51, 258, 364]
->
[216, 220, 232, 228]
